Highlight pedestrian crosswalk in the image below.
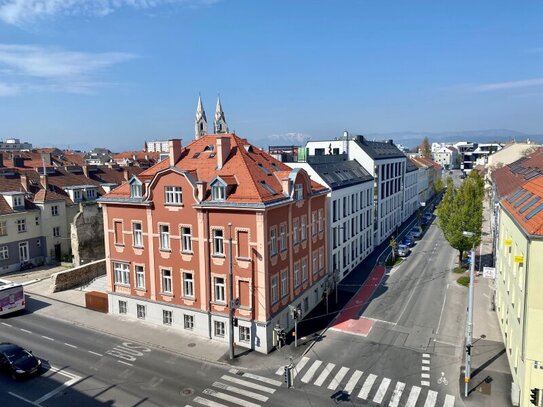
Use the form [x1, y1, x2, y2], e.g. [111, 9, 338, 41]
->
[187, 368, 282, 407]
[274, 356, 457, 407]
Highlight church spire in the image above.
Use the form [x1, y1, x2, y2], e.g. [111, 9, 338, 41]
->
[195, 94, 208, 140]
[213, 95, 229, 134]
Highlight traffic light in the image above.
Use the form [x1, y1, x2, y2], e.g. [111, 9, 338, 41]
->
[465, 344, 472, 356]
[283, 365, 292, 388]
[530, 388, 540, 406]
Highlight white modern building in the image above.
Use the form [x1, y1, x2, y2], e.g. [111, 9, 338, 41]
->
[306, 133, 407, 245]
[403, 159, 419, 221]
[0, 138, 32, 152]
[144, 140, 170, 153]
[432, 145, 459, 169]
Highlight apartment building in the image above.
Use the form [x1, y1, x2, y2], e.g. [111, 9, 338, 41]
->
[495, 177, 543, 407]
[285, 153, 374, 282]
[404, 159, 419, 222]
[306, 134, 407, 245]
[99, 134, 328, 353]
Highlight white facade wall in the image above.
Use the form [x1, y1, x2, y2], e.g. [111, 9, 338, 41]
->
[36, 200, 69, 262]
[403, 170, 419, 221]
[417, 167, 429, 204]
[145, 141, 170, 153]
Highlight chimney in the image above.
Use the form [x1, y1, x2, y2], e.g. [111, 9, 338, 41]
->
[388, 139, 394, 145]
[169, 139, 182, 167]
[40, 174, 47, 189]
[82, 165, 89, 178]
[123, 168, 130, 181]
[216, 136, 231, 170]
[196, 181, 207, 201]
[20, 173, 29, 192]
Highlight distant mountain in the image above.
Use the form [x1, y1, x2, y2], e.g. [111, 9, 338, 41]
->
[365, 129, 543, 148]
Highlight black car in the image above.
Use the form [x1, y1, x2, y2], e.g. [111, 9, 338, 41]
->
[0, 343, 42, 380]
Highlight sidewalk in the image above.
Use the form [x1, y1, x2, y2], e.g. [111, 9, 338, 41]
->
[13, 274, 303, 373]
[464, 196, 511, 407]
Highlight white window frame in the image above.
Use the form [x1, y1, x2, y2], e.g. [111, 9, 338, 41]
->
[214, 320, 225, 337]
[135, 265, 145, 289]
[159, 224, 170, 251]
[184, 314, 194, 330]
[213, 229, 224, 255]
[294, 262, 300, 288]
[318, 209, 323, 232]
[113, 262, 130, 285]
[18, 242, 29, 262]
[212, 185, 226, 201]
[0, 246, 8, 260]
[312, 211, 317, 236]
[130, 183, 142, 198]
[0, 221, 6, 236]
[118, 300, 127, 314]
[293, 219, 299, 244]
[239, 326, 250, 343]
[271, 275, 278, 304]
[214, 276, 226, 303]
[281, 269, 288, 298]
[17, 219, 26, 233]
[13, 196, 23, 207]
[181, 226, 192, 253]
[270, 227, 277, 256]
[319, 248, 324, 270]
[183, 272, 194, 298]
[302, 257, 308, 282]
[279, 224, 286, 252]
[295, 184, 303, 201]
[162, 310, 173, 325]
[161, 269, 172, 294]
[165, 186, 182, 205]
[53, 226, 60, 237]
[133, 223, 143, 247]
[136, 304, 146, 319]
[86, 189, 96, 199]
[51, 205, 59, 216]
[313, 252, 318, 274]
[301, 216, 307, 241]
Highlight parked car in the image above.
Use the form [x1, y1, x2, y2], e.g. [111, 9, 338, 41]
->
[397, 244, 410, 257]
[410, 226, 422, 238]
[402, 236, 414, 247]
[0, 343, 42, 380]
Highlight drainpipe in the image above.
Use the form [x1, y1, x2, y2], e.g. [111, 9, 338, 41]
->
[206, 209, 213, 339]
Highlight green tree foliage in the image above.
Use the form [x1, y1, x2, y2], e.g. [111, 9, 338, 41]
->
[389, 236, 398, 261]
[434, 177, 445, 195]
[437, 171, 484, 262]
[421, 137, 431, 158]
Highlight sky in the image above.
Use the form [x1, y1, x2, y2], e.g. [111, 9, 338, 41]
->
[0, 0, 542, 151]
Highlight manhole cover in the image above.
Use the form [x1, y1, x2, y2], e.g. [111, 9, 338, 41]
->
[187, 343, 196, 348]
[180, 388, 194, 396]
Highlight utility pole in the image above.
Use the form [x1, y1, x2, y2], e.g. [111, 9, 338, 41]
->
[334, 269, 339, 304]
[228, 223, 234, 360]
[289, 305, 300, 348]
[463, 231, 475, 397]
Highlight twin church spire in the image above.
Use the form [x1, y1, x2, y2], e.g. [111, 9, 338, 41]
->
[195, 95, 229, 140]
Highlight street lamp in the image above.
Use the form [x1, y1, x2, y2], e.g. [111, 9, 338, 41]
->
[462, 230, 475, 398]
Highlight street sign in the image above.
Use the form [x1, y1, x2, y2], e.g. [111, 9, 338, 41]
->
[514, 255, 524, 264]
[483, 267, 496, 279]
[504, 239, 512, 246]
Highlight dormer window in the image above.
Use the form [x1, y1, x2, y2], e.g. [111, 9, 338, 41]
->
[212, 185, 226, 201]
[86, 189, 96, 199]
[295, 184, 304, 201]
[204, 145, 215, 152]
[13, 195, 23, 207]
[74, 190, 82, 202]
[129, 177, 143, 198]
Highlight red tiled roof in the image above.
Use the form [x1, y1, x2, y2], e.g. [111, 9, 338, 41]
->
[491, 147, 543, 199]
[502, 176, 543, 236]
[411, 156, 442, 170]
[0, 195, 14, 215]
[107, 134, 327, 203]
[33, 188, 71, 203]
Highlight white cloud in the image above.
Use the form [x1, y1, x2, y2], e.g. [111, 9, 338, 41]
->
[0, 43, 136, 95]
[470, 78, 543, 92]
[269, 132, 312, 144]
[0, 0, 219, 25]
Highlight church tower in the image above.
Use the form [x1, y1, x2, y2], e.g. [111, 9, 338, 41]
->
[213, 95, 229, 134]
[195, 95, 208, 140]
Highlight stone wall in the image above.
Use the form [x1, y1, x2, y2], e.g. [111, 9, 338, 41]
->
[71, 203, 105, 266]
[50, 258, 106, 292]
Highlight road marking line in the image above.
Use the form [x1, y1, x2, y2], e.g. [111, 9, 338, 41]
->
[301, 360, 322, 383]
[388, 381, 405, 407]
[444, 394, 455, 407]
[421, 373, 430, 379]
[1, 322, 12, 327]
[422, 366, 430, 371]
[64, 343, 77, 348]
[22, 279, 41, 286]
[232, 371, 281, 387]
[8, 392, 40, 406]
[422, 359, 430, 365]
[192, 396, 228, 407]
[358, 373, 377, 399]
[118, 360, 133, 366]
[436, 283, 449, 334]
[221, 375, 275, 394]
[344, 370, 363, 394]
[423, 389, 438, 407]
[314, 362, 335, 386]
[422, 353, 430, 358]
[274, 366, 283, 375]
[405, 385, 421, 407]
[20, 328, 32, 333]
[212, 382, 268, 402]
[373, 377, 391, 403]
[88, 350, 103, 357]
[34, 371, 82, 404]
[292, 356, 309, 379]
[421, 380, 430, 386]
[433, 339, 460, 347]
[202, 388, 259, 407]
[41, 335, 54, 341]
[327, 366, 349, 390]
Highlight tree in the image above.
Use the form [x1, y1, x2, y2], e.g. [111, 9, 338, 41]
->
[389, 237, 398, 262]
[434, 177, 445, 195]
[437, 173, 484, 262]
[421, 137, 431, 158]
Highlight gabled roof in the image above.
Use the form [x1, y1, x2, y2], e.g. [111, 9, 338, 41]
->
[107, 133, 327, 204]
[0, 195, 39, 215]
[406, 158, 418, 173]
[308, 160, 373, 190]
[411, 156, 442, 170]
[491, 147, 543, 199]
[502, 176, 543, 236]
[353, 136, 406, 160]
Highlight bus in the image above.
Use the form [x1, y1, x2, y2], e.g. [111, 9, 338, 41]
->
[0, 279, 25, 316]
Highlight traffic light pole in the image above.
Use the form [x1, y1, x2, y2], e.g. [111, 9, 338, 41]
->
[464, 246, 475, 397]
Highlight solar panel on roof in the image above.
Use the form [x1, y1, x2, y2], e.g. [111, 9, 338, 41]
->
[525, 202, 543, 220]
[514, 192, 533, 208]
[519, 197, 540, 214]
[524, 170, 541, 180]
[507, 188, 525, 203]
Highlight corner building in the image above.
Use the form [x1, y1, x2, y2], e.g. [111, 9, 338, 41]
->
[99, 134, 328, 353]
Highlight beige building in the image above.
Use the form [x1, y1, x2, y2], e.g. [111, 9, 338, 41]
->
[495, 176, 543, 406]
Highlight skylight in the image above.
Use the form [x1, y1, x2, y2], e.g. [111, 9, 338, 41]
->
[525, 202, 543, 220]
[513, 192, 533, 208]
[259, 180, 276, 194]
[519, 197, 540, 214]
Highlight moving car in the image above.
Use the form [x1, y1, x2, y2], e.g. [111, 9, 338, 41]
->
[397, 244, 410, 257]
[0, 343, 42, 380]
